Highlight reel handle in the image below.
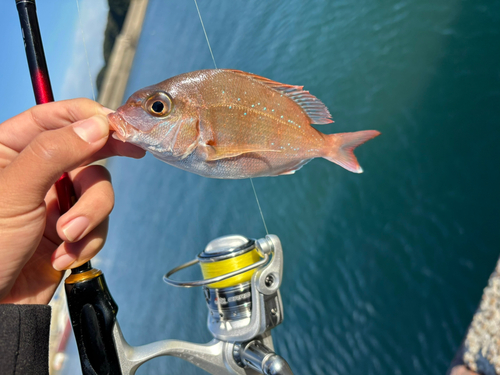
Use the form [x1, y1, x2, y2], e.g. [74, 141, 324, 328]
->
[65, 268, 122, 375]
[235, 340, 293, 375]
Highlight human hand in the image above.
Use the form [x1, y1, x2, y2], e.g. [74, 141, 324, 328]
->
[0, 98, 145, 305]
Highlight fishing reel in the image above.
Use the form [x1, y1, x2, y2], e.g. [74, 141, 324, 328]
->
[160, 234, 292, 374]
[66, 234, 293, 375]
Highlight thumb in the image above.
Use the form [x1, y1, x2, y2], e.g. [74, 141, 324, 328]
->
[0, 115, 109, 214]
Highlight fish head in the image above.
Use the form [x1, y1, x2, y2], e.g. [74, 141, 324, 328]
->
[108, 79, 196, 156]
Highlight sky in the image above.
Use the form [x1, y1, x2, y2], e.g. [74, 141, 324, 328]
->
[0, 0, 108, 123]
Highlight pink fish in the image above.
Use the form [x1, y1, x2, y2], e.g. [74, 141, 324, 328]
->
[108, 69, 380, 179]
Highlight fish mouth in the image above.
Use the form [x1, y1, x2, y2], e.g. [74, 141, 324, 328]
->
[108, 112, 129, 141]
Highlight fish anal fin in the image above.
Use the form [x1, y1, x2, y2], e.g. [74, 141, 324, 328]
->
[203, 144, 280, 161]
[226, 69, 333, 125]
[277, 160, 311, 176]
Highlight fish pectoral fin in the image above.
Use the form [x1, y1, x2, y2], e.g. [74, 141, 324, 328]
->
[171, 119, 201, 160]
[202, 144, 280, 161]
[174, 140, 198, 160]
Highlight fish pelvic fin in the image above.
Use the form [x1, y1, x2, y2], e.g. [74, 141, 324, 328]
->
[226, 69, 333, 124]
[323, 130, 380, 173]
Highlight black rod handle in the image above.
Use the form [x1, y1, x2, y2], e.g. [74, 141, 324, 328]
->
[65, 270, 123, 375]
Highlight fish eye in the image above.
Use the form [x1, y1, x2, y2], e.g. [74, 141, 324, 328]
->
[152, 101, 164, 113]
[144, 92, 172, 117]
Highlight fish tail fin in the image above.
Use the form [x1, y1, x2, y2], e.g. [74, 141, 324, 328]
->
[323, 130, 380, 173]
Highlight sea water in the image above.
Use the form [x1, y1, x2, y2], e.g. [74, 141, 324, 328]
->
[63, 0, 500, 373]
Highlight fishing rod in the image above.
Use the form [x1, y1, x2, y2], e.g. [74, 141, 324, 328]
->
[15, 1, 121, 373]
[15, 2, 107, 367]
[16, 1, 294, 373]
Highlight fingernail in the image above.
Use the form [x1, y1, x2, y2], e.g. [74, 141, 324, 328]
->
[73, 115, 109, 143]
[100, 106, 115, 115]
[62, 216, 90, 242]
[53, 253, 77, 271]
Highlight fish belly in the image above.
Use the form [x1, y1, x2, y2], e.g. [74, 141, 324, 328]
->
[163, 150, 311, 179]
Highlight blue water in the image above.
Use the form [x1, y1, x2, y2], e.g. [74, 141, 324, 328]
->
[63, 0, 500, 374]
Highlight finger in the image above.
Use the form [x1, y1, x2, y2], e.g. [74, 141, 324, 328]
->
[0, 115, 109, 215]
[84, 135, 146, 162]
[1, 130, 147, 171]
[56, 165, 114, 243]
[0, 98, 112, 153]
[51, 219, 108, 271]
[44, 185, 62, 245]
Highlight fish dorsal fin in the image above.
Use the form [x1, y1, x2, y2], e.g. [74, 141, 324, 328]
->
[226, 69, 333, 124]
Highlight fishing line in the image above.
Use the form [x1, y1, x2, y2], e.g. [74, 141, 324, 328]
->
[76, 0, 96, 101]
[193, 0, 269, 235]
[250, 178, 269, 235]
[199, 247, 262, 288]
[193, 0, 218, 69]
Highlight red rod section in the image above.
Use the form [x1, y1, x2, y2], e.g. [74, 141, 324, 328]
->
[16, 0, 76, 216]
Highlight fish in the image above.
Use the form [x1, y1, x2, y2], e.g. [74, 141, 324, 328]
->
[108, 69, 380, 179]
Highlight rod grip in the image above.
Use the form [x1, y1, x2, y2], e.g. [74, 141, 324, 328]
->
[65, 271, 122, 375]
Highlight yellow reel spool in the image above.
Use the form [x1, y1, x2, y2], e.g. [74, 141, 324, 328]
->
[200, 248, 262, 288]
